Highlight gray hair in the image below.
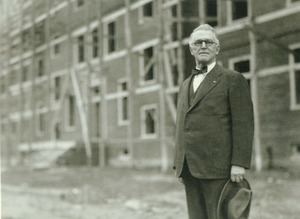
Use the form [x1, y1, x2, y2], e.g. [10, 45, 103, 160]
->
[189, 24, 219, 46]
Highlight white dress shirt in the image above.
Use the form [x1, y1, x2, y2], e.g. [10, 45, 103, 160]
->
[193, 61, 216, 92]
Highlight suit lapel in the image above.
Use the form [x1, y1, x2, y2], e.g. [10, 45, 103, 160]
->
[188, 64, 223, 112]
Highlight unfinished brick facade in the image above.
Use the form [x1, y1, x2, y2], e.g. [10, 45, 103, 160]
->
[1, 0, 300, 170]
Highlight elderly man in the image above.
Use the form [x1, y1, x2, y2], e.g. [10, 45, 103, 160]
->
[173, 24, 254, 219]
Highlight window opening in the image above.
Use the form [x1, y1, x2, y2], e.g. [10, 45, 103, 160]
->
[92, 28, 98, 58]
[295, 71, 300, 104]
[38, 113, 45, 133]
[34, 21, 45, 46]
[108, 22, 115, 53]
[10, 70, 16, 85]
[233, 60, 250, 74]
[144, 47, 154, 81]
[119, 81, 129, 123]
[68, 95, 75, 126]
[96, 102, 100, 137]
[233, 59, 251, 86]
[54, 77, 61, 100]
[232, 0, 248, 20]
[38, 59, 44, 77]
[78, 35, 85, 63]
[0, 77, 5, 93]
[293, 48, 300, 104]
[206, 0, 217, 26]
[145, 108, 156, 134]
[54, 43, 60, 55]
[55, 123, 61, 139]
[291, 143, 300, 156]
[22, 66, 28, 82]
[171, 5, 178, 41]
[77, 0, 84, 7]
[143, 2, 153, 17]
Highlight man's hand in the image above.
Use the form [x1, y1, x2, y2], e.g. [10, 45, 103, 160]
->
[230, 165, 245, 183]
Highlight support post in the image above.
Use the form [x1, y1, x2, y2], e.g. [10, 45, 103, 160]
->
[95, 0, 107, 168]
[199, 0, 206, 24]
[249, 28, 262, 172]
[158, 0, 169, 172]
[248, 1, 263, 171]
[124, 0, 134, 168]
[66, 0, 92, 166]
[70, 69, 92, 166]
[177, 0, 184, 85]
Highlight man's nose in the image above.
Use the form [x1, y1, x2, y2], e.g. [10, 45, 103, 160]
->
[201, 41, 207, 48]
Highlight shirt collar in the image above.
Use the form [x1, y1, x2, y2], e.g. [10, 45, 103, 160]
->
[196, 61, 216, 74]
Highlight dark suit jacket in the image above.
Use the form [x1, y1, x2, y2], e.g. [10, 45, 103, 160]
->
[174, 64, 254, 179]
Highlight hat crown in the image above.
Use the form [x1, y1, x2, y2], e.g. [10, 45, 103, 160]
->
[217, 179, 252, 219]
[227, 188, 252, 219]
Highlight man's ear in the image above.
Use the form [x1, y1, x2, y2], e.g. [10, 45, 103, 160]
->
[216, 44, 220, 55]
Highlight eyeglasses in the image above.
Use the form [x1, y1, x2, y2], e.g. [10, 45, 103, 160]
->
[191, 40, 216, 47]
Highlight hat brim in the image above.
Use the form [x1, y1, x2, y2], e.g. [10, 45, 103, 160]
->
[217, 178, 252, 219]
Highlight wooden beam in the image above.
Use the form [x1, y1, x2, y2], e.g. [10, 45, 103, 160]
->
[199, 0, 205, 24]
[50, 73, 70, 140]
[124, 0, 134, 168]
[249, 29, 262, 172]
[96, 0, 107, 169]
[165, 93, 177, 123]
[248, 0, 262, 172]
[19, 1, 26, 165]
[163, 8, 173, 43]
[99, 77, 108, 168]
[163, 50, 174, 88]
[144, 56, 156, 78]
[246, 23, 293, 54]
[70, 68, 92, 166]
[168, 46, 177, 67]
[176, 0, 184, 86]
[85, 0, 93, 166]
[158, 0, 168, 172]
[84, 0, 97, 167]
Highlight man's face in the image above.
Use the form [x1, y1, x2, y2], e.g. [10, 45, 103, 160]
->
[189, 30, 220, 66]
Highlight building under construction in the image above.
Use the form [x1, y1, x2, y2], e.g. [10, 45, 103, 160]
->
[1, 0, 300, 171]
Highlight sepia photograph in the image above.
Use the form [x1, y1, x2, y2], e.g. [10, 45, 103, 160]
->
[1, 0, 300, 218]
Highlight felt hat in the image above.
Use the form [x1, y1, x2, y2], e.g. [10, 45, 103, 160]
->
[217, 178, 252, 219]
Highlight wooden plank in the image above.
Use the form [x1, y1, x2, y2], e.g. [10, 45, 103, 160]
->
[99, 76, 108, 168]
[124, 0, 134, 168]
[158, 0, 169, 172]
[199, 0, 205, 24]
[70, 69, 92, 165]
[176, 0, 184, 85]
[248, 0, 262, 172]
[246, 24, 292, 54]
[85, 0, 94, 166]
[144, 56, 156, 78]
[248, 28, 262, 172]
[50, 74, 70, 140]
[165, 93, 177, 123]
[163, 50, 174, 87]
[96, 0, 107, 169]
[163, 8, 172, 42]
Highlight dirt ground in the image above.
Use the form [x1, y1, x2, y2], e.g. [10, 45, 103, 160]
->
[2, 188, 186, 219]
[1, 167, 187, 219]
[2, 166, 300, 219]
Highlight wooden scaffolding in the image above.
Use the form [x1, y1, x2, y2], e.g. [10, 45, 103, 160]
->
[7, 0, 300, 171]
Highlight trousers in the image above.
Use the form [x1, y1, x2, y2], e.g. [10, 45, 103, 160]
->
[181, 159, 228, 219]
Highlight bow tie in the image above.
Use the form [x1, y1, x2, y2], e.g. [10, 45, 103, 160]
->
[192, 66, 208, 75]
